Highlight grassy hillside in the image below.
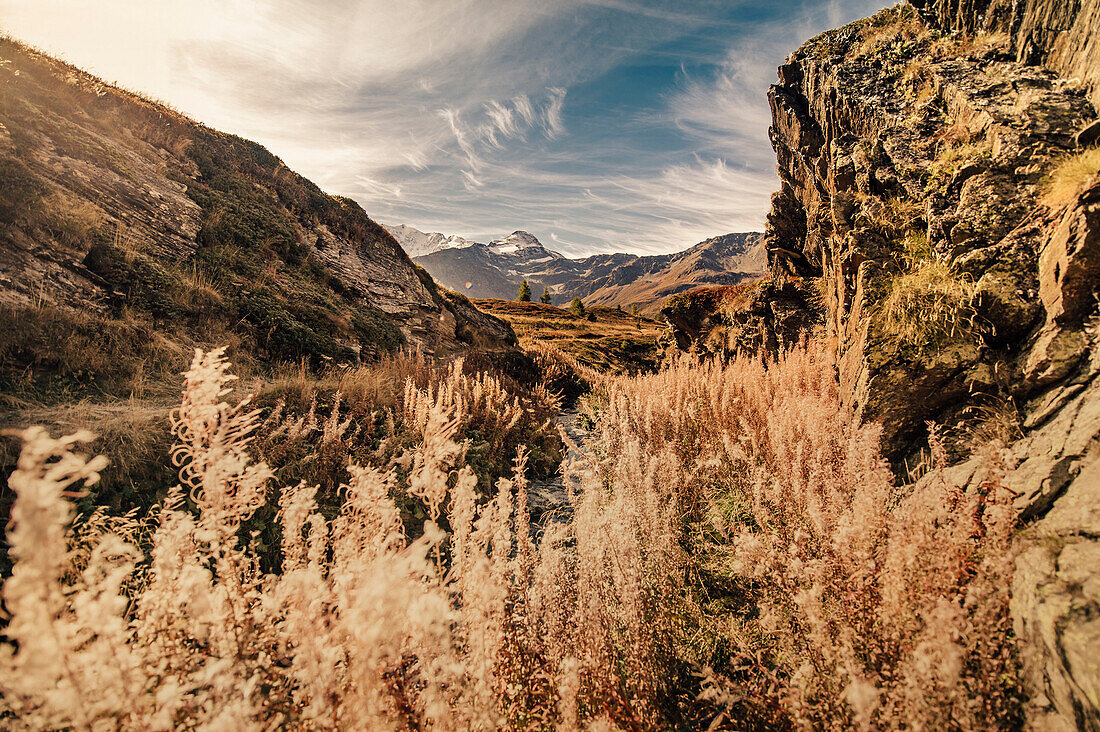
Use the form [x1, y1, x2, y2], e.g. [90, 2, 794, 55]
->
[471, 298, 665, 375]
[0, 36, 525, 569]
[0, 35, 514, 413]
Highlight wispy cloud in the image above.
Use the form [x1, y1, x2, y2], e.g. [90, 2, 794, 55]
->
[543, 87, 567, 139]
[0, 0, 892, 255]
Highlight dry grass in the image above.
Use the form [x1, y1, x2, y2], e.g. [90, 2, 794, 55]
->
[0, 304, 192, 406]
[876, 260, 985, 354]
[927, 137, 993, 190]
[40, 191, 104, 247]
[171, 263, 225, 314]
[853, 5, 923, 59]
[1044, 146, 1100, 208]
[473, 298, 664, 376]
[928, 31, 1010, 61]
[0, 341, 1023, 729]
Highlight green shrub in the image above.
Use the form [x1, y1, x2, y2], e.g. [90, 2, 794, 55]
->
[875, 260, 984, 354]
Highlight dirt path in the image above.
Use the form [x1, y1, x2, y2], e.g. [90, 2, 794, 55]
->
[527, 407, 590, 525]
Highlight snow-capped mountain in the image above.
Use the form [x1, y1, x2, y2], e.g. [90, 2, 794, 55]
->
[487, 231, 563, 259]
[384, 224, 479, 258]
[401, 225, 766, 313]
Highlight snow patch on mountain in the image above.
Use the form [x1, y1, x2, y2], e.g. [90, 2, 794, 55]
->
[385, 223, 479, 257]
[488, 231, 564, 259]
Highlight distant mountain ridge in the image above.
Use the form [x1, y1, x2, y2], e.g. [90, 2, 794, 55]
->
[386, 224, 766, 314]
[383, 224, 480, 257]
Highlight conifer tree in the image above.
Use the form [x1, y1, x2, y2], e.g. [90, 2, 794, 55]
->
[540, 288, 552, 304]
[568, 297, 586, 318]
[517, 280, 531, 302]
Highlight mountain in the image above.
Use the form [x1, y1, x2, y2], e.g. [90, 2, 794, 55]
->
[0, 36, 515, 406]
[539, 233, 766, 315]
[384, 224, 479, 257]
[402, 225, 765, 314]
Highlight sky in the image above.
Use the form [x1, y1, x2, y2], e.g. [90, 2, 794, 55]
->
[1, 0, 891, 256]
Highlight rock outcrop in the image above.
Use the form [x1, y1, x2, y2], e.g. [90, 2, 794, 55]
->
[909, 0, 1100, 111]
[659, 278, 818, 358]
[0, 37, 514, 361]
[765, 4, 1095, 461]
[756, 4, 1100, 727]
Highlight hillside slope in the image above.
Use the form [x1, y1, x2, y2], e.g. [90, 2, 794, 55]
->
[0, 35, 514, 405]
[572, 232, 766, 314]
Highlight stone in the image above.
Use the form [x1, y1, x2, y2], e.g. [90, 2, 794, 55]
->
[1040, 459, 1100, 536]
[910, 0, 1100, 112]
[1076, 120, 1100, 149]
[1039, 179, 1100, 324]
[1024, 326, 1089, 390]
[1024, 383, 1085, 429]
[1012, 539, 1100, 731]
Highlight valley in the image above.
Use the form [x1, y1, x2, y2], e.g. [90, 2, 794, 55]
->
[389, 224, 765, 314]
[471, 298, 666, 375]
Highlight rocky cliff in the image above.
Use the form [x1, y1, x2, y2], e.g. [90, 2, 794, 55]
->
[754, 3, 1100, 727]
[910, 0, 1100, 112]
[0, 37, 513, 383]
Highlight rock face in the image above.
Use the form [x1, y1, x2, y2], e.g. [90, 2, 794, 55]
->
[0, 37, 514, 360]
[757, 4, 1100, 727]
[765, 4, 1095, 461]
[659, 278, 818, 358]
[909, 0, 1100, 111]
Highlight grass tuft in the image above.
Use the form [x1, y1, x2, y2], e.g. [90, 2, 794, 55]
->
[876, 260, 984, 354]
[1044, 146, 1100, 208]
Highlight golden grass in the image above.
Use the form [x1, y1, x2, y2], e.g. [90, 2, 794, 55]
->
[40, 191, 103, 247]
[876, 259, 984, 354]
[1044, 146, 1100, 208]
[0, 341, 1022, 728]
[853, 6, 923, 59]
[171, 263, 225, 313]
[472, 298, 664, 375]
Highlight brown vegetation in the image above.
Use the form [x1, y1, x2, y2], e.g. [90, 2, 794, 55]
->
[0, 341, 1022, 728]
[472, 298, 664, 376]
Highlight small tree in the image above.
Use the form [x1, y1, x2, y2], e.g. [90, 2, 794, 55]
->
[568, 297, 586, 318]
[540, 288, 552, 304]
[517, 280, 531, 302]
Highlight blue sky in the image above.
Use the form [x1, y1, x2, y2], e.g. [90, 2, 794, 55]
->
[1, 0, 891, 255]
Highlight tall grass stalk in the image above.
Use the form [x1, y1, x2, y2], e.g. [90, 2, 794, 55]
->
[0, 342, 1021, 729]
